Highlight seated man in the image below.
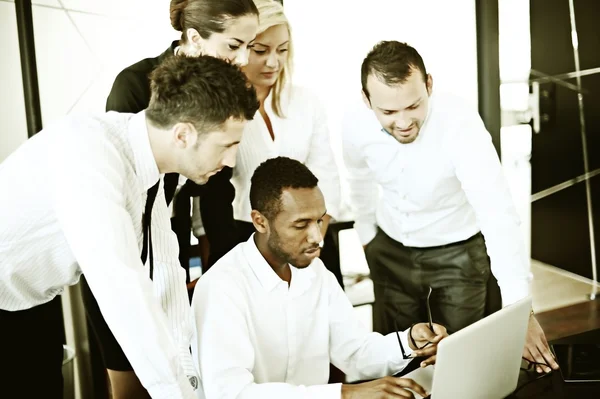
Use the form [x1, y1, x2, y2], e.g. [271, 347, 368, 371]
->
[192, 156, 448, 399]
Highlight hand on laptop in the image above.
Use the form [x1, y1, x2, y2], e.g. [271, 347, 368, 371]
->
[341, 376, 428, 399]
[409, 322, 448, 368]
[523, 315, 559, 373]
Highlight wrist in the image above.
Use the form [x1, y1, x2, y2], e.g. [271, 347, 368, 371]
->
[341, 384, 355, 399]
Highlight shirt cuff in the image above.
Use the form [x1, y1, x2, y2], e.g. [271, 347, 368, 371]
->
[499, 279, 530, 307]
[146, 372, 196, 399]
[307, 382, 342, 399]
[384, 329, 413, 362]
[179, 346, 198, 388]
[355, 222, 377, 246]
[400, 329, 414, 356]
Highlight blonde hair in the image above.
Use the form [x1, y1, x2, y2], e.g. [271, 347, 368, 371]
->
[253, 0, 293, 117]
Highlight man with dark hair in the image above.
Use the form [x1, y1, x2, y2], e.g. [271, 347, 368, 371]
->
[343, 40, 558, 374]
[0, 54, 258, 398]
[192, 156, 447, 399]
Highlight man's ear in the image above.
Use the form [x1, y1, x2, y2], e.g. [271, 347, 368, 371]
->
[426, 73, 434, 96]
[172, 122, 196, 149]
[361, 90, 372, 109]
[251, 210, 269, 234]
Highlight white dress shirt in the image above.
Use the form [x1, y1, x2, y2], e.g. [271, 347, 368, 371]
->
[0, 112, 196, 398]
[342, 92, 530, 306]
[231, 85, 341, 222]
[192, 236, 414, 399]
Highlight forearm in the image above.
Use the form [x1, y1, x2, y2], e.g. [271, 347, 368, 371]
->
[473, 182, 531, 305]
[79, 249, 195, 397]
[151, 187, 197, 377]
[348, 331, 413, 379]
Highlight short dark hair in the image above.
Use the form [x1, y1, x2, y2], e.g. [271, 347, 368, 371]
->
[361, 41, 428, 99]
[146, 55, 259, 133]
[170, 0, 258, 42]
[250, 157, 319, 220]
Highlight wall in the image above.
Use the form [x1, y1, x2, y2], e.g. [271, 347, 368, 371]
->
[284, 0, 479, 219]
[529, 0, 600, 282]
[0, 0, 177, 163]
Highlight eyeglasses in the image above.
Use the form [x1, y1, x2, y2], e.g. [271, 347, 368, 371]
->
[520, 358, 552, 373]
[395, 286, 435, 359]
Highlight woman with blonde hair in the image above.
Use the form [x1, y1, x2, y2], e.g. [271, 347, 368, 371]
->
[230, 0, 341, 248]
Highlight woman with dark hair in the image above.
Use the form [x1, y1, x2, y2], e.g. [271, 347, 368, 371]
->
[107, 0, 259, 114]
[81, 1, 259, 398]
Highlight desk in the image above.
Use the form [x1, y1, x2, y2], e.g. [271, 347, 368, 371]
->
[508, 328, 600, 398]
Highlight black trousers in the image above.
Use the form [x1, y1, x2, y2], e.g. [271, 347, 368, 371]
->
[80, 275, 134, 371]
[366, 227, 501, 335]
[235, 220, 346, 288]
[0, 297, 65, 398]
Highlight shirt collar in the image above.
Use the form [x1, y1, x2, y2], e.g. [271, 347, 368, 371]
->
[261, 85, 292, 118]
[127, 111, 160, 191]
[159, 41, 178, 63]
[242, 234, 316, 294]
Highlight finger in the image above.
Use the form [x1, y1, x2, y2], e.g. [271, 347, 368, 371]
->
[412, 324, 437, 342]
[431, 323, 448, 337]
[537, 342, 559, 371]
[420, 355, 437, 367]
[528, 336, 553, 373]
[428, 334, 444, 344]
[412, 346, 437, 358]
[393, 378, 428, 397]
[383, 385, 415, 399]
[522, 344, 535, 362]
[534, 332, 559, 370]
[530, 345, 548, 373]
[412, 347, 433, 358]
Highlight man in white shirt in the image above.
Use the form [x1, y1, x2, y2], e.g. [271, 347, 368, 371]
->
[192, 156, 447, 399]
[342, 40, 559, 373]
[0, 55, 258, 398]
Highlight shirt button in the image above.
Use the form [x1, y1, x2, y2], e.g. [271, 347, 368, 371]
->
[401, 194, 408, 200]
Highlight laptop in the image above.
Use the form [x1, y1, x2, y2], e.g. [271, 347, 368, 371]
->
[402, 296, 532, 399]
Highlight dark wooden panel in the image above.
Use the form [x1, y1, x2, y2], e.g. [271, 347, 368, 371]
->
[530, 82, 584, 193]
[592, 175, 600, 280]
[530, 0, 575, 76]
[574, 0, 600, 72]
[530, 0, 600, 280]
[581, 74, 600, 172]
[532, 183, 592, 279]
